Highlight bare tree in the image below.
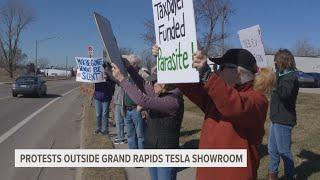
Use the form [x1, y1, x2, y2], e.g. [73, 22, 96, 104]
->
[141, 19, 156, 47]
[0, 0, 35, 77]
[195, 0, 233, 56]
[265, 46, 277, 55]
[140, 0, 233, 57]
[292, 39, 318, 57]
[139, 49, 156, 71]
[37, 57, 50, 69]
[119, 47, 134, 55]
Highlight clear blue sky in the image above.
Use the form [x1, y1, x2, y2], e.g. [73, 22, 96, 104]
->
[17, 0, 320, 68]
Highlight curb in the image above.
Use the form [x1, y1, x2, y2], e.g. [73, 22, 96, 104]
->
[0, 82, 12, 85]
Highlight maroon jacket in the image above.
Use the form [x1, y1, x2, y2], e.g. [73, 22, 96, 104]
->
[178, 74, 268, 180]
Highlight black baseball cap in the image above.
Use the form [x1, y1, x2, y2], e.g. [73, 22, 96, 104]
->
[209, 49, 258, 73]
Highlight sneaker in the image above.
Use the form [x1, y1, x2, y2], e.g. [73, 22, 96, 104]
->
[94, 130, 100, 134]
[114, 139, 125, 145]
[100, 131, 109, 135]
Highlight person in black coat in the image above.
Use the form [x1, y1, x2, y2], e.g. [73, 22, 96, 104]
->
[268, 49, 299, 180]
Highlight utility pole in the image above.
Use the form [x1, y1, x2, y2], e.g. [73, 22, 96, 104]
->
[221, 5, 226, 56]
[35, 36, 59, 76]
[66, 56, 68, 79]
[35, 40, 38, 76]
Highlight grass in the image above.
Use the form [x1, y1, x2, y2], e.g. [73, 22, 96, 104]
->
[81, 97, 127, 180]
[179, 93, 320, 180]
[179, 97, 203, 149]
[0, 69, 16, 82]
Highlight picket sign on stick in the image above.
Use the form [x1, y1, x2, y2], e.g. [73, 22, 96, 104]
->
[152, 0, 199, 83]
[238, 25, 268, 68]
[93, 12, 127, 77]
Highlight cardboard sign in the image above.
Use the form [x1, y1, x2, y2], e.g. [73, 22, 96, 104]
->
[152, 0, 199, 83]
[75, 57, 105, 83]
[93, 12, 127, 77]
[238, 25, 268, 68]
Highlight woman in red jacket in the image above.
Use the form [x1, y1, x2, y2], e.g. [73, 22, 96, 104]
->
[152, 46, 276, 180]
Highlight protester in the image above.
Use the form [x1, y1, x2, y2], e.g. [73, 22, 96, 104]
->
[153, 46, 275, 180]
[140, 67, 151, 80]
[113, 84, 126, 144]
[268, 49, 299, 180]
[93, 62, 115, 135]
[111, 61, 184, 180]
[137, 67, 151, 120]
[121, 54, 145, 150]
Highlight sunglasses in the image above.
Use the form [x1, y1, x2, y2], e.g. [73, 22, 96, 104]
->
[218, 64, 238, 71]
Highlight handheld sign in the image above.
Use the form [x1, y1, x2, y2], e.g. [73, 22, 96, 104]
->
[152, 0, 199, 83]
[93, 12, 127, 77]
[75, 57, 105, 83]
[238, 25, 268, 68]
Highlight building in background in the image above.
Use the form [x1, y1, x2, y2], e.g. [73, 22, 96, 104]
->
[40, 66, 72, 77]
[208, 55, 320, 73]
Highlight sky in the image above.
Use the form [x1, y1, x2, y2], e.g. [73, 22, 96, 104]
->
[6, 0, 320, 68]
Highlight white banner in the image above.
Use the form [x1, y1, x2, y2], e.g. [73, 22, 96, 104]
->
[75, 57, 105, 83]
[15, 149, 247, 167]
[238, 25, 268, 68]
[152, 0, 199, 83]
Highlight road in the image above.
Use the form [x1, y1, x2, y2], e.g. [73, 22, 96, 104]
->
[299, 88, 320, 94]
[0, 79, 82, 180]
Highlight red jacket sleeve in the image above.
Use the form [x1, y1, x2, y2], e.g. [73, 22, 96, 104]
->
[204, 74, 268, 128]
[176, 83, 211, 113]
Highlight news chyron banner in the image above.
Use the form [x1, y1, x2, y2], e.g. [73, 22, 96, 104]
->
[15, 149, 247, 168]
[152, 0, 199, 83]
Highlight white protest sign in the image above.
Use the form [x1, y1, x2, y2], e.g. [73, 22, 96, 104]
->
[75, 57, 105, 83]
[238, 25, 268, 68]
[93, 12, 127, 77]
[152, 0, 199, 83]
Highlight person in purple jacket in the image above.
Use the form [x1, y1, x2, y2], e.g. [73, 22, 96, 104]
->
[93, 63, 115, 135]
[111, 62, 184, 180]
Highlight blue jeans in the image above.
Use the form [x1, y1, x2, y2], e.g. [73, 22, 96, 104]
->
[125, 108, 144, 149]
[149, 167, 177, 180]
[114, 104, 125, 141]
[268, 123, 295, 179]
[95, 99, 110, 134]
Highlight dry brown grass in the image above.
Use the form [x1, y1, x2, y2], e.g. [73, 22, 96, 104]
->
[180, 93, 320, 179]
[80, 97, 127, 180]
[0, 68, 15, 82]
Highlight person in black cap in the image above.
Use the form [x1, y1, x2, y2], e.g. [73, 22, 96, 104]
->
[152, 45, 276, 180]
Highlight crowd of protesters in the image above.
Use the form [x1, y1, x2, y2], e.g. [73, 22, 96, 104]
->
[91, 44, 299, 179]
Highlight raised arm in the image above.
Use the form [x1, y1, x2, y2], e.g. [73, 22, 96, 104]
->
[204, 74, 268, 128]
[120, 78, 179, 115]
[176, 83, 210, 113]
[126, 66, 155, 96]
